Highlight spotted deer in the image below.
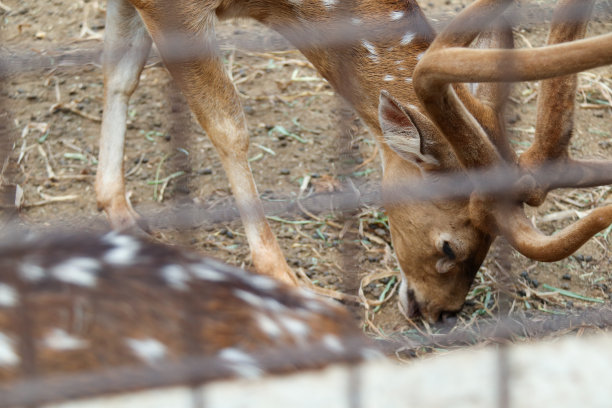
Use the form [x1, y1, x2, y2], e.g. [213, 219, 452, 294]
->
[0, 231, 376, 406]
[96, 0, 612, 321]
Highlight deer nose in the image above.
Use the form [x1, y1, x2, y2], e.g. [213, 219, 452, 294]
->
[399, 288, 421, 319]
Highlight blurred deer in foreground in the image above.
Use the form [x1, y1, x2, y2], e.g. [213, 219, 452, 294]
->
[378, 0, 612, 322]
[96, 0, 612, 321]
[0, 232, 376, 405]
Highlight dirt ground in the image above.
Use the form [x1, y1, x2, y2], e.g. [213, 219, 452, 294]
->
[1, 0, 611, 347]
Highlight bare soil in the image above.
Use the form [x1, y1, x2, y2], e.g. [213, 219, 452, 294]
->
[1, 0, 610, 345]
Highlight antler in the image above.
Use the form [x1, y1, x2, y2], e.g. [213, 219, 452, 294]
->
[413, 0, 612, 261]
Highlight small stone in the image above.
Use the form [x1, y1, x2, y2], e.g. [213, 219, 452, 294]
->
[562, 273, 571, 281]
[279, 169, 290, 175]
[561, 283, 570, 290]
[374, 228, 387, 237]
[197, 168, 213, 175]
[221, 229, 234, 239]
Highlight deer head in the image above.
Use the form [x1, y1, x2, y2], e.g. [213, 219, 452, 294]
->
[379, 0, 612, 323]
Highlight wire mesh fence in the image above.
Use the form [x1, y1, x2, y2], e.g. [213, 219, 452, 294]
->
[0, 0, 611, 406]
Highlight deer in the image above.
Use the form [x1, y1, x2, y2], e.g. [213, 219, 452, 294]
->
[376, 0, 612, 322]
[94, 0, 612, 321]
[0, 231, 377, 406]
[96, 0, 477, 287]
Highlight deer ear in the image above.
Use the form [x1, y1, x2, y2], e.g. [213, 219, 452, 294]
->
[378, 90, 450, 170]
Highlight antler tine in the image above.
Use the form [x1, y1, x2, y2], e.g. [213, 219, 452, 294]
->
[518, 0, 612, 206]
[491, 0, 612, 261]
[459, 15, 516, 163]
[496, 204, 612, 262]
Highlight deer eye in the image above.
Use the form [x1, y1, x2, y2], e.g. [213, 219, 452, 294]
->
[442, 241, 456, 260]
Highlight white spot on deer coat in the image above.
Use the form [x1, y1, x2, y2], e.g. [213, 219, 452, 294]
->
[190, 263, 227, 282]
[405, 77, 413, 83]
[322, 0, 337, 9]
[126, 338, 167, 364]
[384, 75, 395, 82]
[19, 263, 45, 282]
[322, 334, 344, 353]
[401, 31, 416, 45]
[362, 40, 379, 63]
[44, 329, 88, 351]
[0, 332, 18, 367]
[234, 289, 266, 309]
[248, 275, 278, 291]
[417, 51, 425, 60]
[51, 258, 100, 287]
[278, 315, 310, 340]
[256, 313, 282, 339]
[160, 265, 191, 290]
[102, 234, 140, 265]
[219, 348, 262, 379]
[351, 17, 362, 25]
[0, 284, 17, 307]
[390, 11, 405, 21]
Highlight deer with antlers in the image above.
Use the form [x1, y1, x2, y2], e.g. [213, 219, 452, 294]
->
[96, 0, 612, 321]
[0, 231, 376, 405]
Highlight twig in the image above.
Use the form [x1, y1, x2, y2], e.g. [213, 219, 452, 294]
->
[37, 145, 58, 181]
[296, 268, 360, 303]
[50, 102, 102, 123]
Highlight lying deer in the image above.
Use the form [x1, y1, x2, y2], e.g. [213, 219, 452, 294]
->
[95, 0, 612, 321]
[0, 231, 376, 405]
[378, 0, 612, 321]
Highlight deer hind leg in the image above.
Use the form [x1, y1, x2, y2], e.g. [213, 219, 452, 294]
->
[95, 0, 152, 230]
[131, 13, 297, 285]
[177, 64, 296, 285]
